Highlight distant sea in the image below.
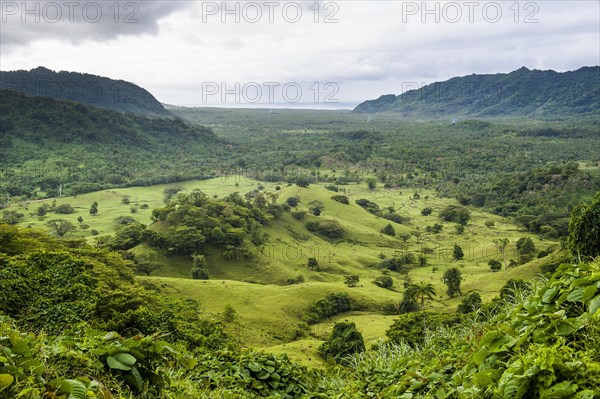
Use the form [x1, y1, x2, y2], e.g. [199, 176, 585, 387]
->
[174, 102, 359, 110]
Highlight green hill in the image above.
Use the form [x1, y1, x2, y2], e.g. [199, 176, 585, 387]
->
[0, 90, 224, 197]
[0, 66, 170, 116]
[354, 66, 600, 117]
[4, 176, 555, 361]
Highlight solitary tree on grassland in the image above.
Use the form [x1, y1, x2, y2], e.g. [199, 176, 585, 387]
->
[46, 219, 76, 237]
[452, 244, 464, 261]
[493, 238, 510, 269]
[307, 257, 320, 271]
[404, 281, 437, 311]
[344, 275, 360, 287]
[443, 267, 462, 298]
[89, 201, 98, 216]
[489, 259, 502, 272]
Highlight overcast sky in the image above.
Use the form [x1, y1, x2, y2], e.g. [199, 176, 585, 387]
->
[1, 0, 599, 108]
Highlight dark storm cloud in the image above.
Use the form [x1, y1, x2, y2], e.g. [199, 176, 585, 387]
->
[0, 1, 190, 49]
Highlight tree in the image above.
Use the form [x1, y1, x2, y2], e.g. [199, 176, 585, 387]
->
[344, 275, 359, 287]
[493, 238, 510, 269]
[36, 206, 47, 217]
[567, 192, 600, 260]
[307, 257, 320, 271]
[2, 210, 24, 225]
[439, 205, 470, 225]
[46, 219, 76, 237]
[457, 292, 482, 314]
[163, 186, 183, 203]
[77, 216, 84, 224]
[191, 254, 209, 280]
[421, 207, 432, 216]
[319, 322, 365, 363]
[516, 237, 536, 255]
[308, 200, 324, 216]
[373, 275, 393, 289]
[89, 201, 98, 216]
[296, 176, 311, 188]
[452, 244, 464, 261]
[135, 256, 162, 276]
[380, 223, 395, 236]
[488, 259, 502, 272]
[54, 204, 75, 214]
[443, 267, 462, 298]
[367, 178, 377, 191]
[286, 197, 299, 207]
[404, 282, 437, 311]
[222, 305, 237, 322]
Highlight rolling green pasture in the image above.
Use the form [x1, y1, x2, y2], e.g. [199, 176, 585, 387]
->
[8, 177, 553, 364]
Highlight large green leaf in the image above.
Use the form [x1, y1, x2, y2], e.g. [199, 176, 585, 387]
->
[588, 294, 600, 314]
[124, 366, 144, 392]
[107, 353, 136, 371]
[61, 379, 87, 399]
[542, 287, 559, 304]
[0, 374, 14, 392]
[539, 380, 578, 398]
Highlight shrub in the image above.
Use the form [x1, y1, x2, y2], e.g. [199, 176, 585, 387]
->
[383, 213, 409, 224]
[567, 192, 600, 259]
[373, 275, 394, 289]
[2, 210, 24, 225]
[287, 275, 305, 285]
[222, 305, 237, 322]
[344, 275, 359, 287]
[286, 197, 299, 207]
[292, 211, 306, 220]
[380, 223, 396, 236]
[307, 257, 320, 271]
[317, 220, 344, 239]
[439, 205, 470, 225]
[489, 259, 502, 272]
[457, 292, 482, 314]
[319, 322, 365, 363]
[421, 207, 432, 216]
[305, 292, 352, 324]
[325, 185, 339, 192]
[516, 237, 536, 255]
[387, 312, 461, 347]
[305, 221, 320, 232]
[331, 195, 349, 204]
[355, 198, 380, 215]
[54, 203, 75, 214]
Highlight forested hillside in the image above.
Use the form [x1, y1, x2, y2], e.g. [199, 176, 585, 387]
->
[354, 66, 600, 116]
[0, 67, 170, 116]
[0, 193, 598, 398]
[0, 90, 224, 197]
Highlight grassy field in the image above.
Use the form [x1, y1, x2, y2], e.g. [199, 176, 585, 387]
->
[8, 177, 555, 364]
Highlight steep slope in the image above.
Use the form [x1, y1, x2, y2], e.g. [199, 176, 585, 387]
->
[354, 66, 600, 117]
[0, 66, 169, 116]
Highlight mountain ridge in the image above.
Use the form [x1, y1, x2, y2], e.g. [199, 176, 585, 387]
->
[0, 66, 170, 117]
[353, 66, 600, 117]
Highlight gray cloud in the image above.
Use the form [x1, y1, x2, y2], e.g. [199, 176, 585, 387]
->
[0, 1, 191, 49]
[1, 0, 598, 106]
